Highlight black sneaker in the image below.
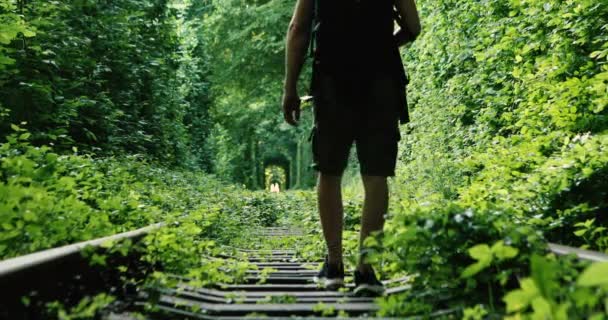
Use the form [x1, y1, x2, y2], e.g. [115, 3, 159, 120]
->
[354, 268, 385, 297]
[313, 256, 344, 290]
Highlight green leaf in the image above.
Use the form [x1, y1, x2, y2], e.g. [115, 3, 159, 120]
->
[0, 55, 16, 66]
[530, 296, 552, 318]
[21, 296, 30, 307]
[531, 255, 559, 298]
[491, 241, 519, 260]
[23, 211, 37, 222]
[19, 132, 31, 140]
[22, 29, 36, 38]
[555, 303, 571, 320]
[468, 244, 492, 261]
[90, 253, 107, 266]
[100, 240, 115, 249]
[503, 278, 539, 313]
[461, 261, 489, 278]
[577, 262, 608, 287]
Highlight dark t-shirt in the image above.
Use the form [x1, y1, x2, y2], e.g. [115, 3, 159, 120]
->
[312, 0, 409, 123]
[314, 0, 406, 86]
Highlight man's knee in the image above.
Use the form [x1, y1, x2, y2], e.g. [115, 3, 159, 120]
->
[318, 173, 342, 187]
[362, 175, 387, 184]
[361, 175, 388, 191]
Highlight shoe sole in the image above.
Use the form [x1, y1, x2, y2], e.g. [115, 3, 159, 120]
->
[313, 277, 344, 291]
[354, 284, 385, 297]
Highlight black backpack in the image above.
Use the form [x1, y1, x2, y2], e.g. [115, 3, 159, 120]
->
[309, 0, 410, 124]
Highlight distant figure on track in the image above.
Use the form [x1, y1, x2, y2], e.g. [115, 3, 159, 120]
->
[270, 183, 281, 193]
[282, 0, 421, 296]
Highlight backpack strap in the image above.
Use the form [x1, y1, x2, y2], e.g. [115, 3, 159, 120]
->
[393, 8, 416, 45]
[309, 0, 320, 59]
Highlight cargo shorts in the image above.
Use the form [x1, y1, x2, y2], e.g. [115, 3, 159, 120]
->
[310, 70, 402, 177]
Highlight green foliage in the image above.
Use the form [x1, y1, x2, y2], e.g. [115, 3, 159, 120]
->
[371, 0, 608, 317]
[0, 0, 317, 187]
[462, 305, 489, 320]
[461, 241, 519, 278]
[0, 125, 252, 259]
[574, 218, 608, 251]
[2, 0, 608, 318]
[503, 256, 608, 319]
[203, 0, 316, 188]
[0, 130, 313, 314]
[46, 293, 116, 320]
[0, 0, 213, 168]
[578, 262, 608, 287]
[0, 0, 35, 70]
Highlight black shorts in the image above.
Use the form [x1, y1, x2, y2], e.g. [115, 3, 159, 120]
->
[310, 70, 402, 177]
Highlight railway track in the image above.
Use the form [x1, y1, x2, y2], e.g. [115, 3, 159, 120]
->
[1, 225, 607, 319]
[128, 227, 417, 319]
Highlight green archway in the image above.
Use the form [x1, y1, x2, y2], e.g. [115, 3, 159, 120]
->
[262, 155, 290, 190]
[265, 165, 287, 192]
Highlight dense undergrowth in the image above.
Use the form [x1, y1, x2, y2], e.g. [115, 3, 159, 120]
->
[3, 125, 607, 318]
[1, 127, 308, 317]
[0, 126, 296, 260]
[361, 0, 608, 318]
[1, 127, 218, 259]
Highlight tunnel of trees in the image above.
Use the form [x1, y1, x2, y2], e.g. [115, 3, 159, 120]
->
[263, 156, 290, 190]
[1, 0, 608, 318]
[0, 0, 316, 191]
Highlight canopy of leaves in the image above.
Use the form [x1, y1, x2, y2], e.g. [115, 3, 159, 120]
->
[0, 0, 214, 169]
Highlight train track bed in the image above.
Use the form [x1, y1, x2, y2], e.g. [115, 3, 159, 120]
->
[1, 224, 607, 319]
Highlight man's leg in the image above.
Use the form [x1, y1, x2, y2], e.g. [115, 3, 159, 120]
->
[357, 175, 388, 273]
[317, 173, 344, 266]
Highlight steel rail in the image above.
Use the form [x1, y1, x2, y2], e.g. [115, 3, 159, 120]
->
[0, 222, 164, 278]
[0, 222, 166, 320]
[548, 242, 608, 262]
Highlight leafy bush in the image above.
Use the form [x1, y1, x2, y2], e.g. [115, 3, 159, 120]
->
[372, 0, 608, 317]
[0, 125, 270, 260]
[1, 128, 312, 317]
[0, 1, 213, 168]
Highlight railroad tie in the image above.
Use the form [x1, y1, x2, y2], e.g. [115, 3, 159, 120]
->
[145, 227, 411, 319]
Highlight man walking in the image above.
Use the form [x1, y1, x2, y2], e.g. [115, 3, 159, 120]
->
[282, 0, 421, 296]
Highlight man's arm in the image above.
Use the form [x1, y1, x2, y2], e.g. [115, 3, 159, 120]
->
[282, 0, 314, 126]
[394, 0, 421, 47]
